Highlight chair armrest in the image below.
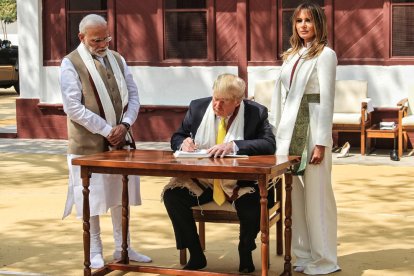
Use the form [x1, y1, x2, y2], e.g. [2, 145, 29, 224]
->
[397, 98, 408, 107]
[397, 99, 409, 128]
[397, 98, 408, 123]
[360, 98, 373, 125]
[399, 105, 408, 113]
[361, 98, 374, 113]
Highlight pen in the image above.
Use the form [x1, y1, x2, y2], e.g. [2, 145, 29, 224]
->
[189, 132, 197, 150]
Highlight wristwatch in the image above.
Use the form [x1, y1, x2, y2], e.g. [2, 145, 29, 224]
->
[121, 122, 130, 131]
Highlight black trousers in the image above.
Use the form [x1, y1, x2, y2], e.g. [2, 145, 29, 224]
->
[163, 185, 275, 253]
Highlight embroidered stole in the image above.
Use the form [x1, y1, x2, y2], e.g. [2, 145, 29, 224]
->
[288, 55, 320, 175]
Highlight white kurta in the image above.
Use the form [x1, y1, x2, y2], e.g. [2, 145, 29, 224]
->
[61, 54, 141, 219]
[64, 154, 141, 219]
[271, 46, 340, 275]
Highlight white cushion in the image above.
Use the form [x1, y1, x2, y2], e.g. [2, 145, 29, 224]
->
[402, 114, 414, 126]
[192, 201, 236, 212]
[334, 80, 368, 113]
[253, 80, 276, 111]
[333, 113, 361, 124]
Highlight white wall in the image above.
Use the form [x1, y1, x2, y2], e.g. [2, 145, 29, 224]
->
[42, 64, 414, 107]
[248, 65, 414, 108]
[17, 0, 42, 99]
[130, 66, 238, 105]
[337, 65, 414, 107]
[43, 66, 61, 103]
[43, 65, 238, 105]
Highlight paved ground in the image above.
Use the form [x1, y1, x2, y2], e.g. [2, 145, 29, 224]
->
[1, 89, 414, 275]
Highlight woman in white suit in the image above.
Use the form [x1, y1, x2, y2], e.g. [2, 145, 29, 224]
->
[269, 2, 340, 275]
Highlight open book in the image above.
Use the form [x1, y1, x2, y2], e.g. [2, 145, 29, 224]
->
[173, 149, 248, 158]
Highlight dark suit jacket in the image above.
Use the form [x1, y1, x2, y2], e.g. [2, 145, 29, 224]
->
[171, 97, 276, 163]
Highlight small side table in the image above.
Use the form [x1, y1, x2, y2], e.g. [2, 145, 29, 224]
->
[366, 124, 401, 157]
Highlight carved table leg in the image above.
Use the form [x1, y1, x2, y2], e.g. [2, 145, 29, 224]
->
[281, 172, 292, 276]
[259, 175, 269, 276]
[121, 175, 129, 264]
[81, 168, 92, 276]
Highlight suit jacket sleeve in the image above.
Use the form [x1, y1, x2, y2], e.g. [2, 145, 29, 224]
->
[170, 98, 208, 151]
[171, 109, 192, 152]
[234, 101, 276, 155]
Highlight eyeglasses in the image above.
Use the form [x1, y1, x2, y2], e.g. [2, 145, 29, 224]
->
[91, 36, 112, 43]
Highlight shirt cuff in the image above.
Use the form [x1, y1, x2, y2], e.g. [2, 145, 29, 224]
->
[100, 125, 113, 138]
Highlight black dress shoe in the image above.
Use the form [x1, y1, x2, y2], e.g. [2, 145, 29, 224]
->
[239, 265, 255, 274]
[183, 254, 207, 270]
[238, 249, 255, 273]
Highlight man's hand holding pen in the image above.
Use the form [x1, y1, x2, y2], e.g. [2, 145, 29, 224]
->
[181, 132, 198, 152]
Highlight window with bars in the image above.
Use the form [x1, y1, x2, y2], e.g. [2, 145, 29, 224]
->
[164, 0, 208, 59]
[391, 0, 414, 57]
[66, 0, 108, 53]
[280, 0, 324, 52]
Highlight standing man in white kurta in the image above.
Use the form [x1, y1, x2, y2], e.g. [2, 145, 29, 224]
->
[60, 14, 151, 269]
[269, 2, 340, 275]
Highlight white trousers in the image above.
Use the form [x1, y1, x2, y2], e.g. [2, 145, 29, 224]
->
[89, 205, 131, 253]
[291, 150, 340, 275]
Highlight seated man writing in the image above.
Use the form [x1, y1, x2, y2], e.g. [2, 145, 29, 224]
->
[162, 73, 276, 273]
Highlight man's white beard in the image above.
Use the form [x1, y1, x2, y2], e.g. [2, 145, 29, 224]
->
[86, 44, 108, 57]
[94, 48, 108, 58]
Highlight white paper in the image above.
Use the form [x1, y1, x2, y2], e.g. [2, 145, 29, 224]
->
[173, 149, 248, 158]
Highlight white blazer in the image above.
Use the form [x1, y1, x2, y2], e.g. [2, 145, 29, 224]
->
[270, 46, 337, 156]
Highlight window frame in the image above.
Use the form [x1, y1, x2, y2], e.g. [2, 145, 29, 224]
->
[390, 0, 414, 59]
[162, 0, 215, 61]
[64, 0, 116, 55]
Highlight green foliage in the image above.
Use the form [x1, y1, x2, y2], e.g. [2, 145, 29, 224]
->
[0, 0, 17, 24]
[0, 0, 16, 40]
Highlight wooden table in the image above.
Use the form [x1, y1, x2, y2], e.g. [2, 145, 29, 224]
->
[72, 150, 299, 276]
[366, 123, 401, 157]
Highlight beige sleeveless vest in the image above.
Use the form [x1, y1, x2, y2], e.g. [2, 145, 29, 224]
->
[66, 50, 125, 155]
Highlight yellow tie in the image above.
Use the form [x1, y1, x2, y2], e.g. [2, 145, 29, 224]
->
[213, 117, 227, 205]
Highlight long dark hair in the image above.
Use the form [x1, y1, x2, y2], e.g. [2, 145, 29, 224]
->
[281, 1, 328, 61]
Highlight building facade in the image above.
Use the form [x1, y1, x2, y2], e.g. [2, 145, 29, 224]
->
[16, 0, 414, 142]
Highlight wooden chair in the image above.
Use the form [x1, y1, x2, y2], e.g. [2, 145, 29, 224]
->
[332, 80, 372, 155]
[398, 97, 414, 156]
[179, 178, 284, 265]
[179, 80, 282, 265]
